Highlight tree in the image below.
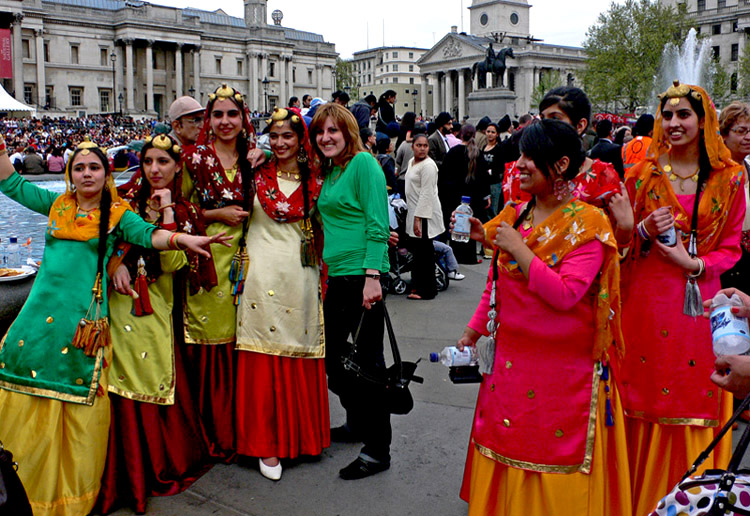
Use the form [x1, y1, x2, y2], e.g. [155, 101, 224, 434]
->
[335, 58, 357, 96]
[582, 0, 694, 113]
[530, 70, 566, 111]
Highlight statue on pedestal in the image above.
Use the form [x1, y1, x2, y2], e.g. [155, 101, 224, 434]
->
[472, 45, 515, 89]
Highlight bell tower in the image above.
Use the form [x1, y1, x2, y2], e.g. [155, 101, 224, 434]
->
[244, 0, 267, 27]
[469, 0, 531, 39]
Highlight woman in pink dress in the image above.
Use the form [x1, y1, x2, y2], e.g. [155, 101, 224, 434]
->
[620, 82, 745, 514]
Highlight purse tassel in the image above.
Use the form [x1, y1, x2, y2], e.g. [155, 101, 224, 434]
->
[132, 256, 153, 316]
[683, 233, 704, 317]
[71, 273, 111, 358]
[300, 219, 318, 267]
[229, 247, 249, 305]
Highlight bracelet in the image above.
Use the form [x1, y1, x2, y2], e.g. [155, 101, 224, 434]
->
[158, 203, 175, 212]
[365, 273, 381, 279]
[688, 257, 705, 278]
[160, 221, 177, 231]
[636, 221, 651, 240]
[168, 232, 185, 250]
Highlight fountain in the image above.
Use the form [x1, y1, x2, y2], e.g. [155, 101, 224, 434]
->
[654, 28, 715, 108]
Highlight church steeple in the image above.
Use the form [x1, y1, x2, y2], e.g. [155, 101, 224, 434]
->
[244, 0, 267, 27]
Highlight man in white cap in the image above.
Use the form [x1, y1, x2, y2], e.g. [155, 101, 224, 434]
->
[168, 96, 205, 147]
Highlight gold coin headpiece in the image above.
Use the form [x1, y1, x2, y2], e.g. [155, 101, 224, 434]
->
[76, 136, 100, 156]
[145, 134, 181, 155]
[209, 83, 243, 103]
[266, 106, 301, 127]
[658, 80, 702, 106]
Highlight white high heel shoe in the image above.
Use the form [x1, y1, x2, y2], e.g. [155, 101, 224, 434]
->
[259, 458, 282, 481]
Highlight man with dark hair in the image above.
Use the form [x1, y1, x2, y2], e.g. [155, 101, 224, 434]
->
[350, 94, 378, 129]
[288, 96, 300, 108]
[475, 116, 492, 150]
[428, 112, 453, 168]
[332, 90, 350, 106]
[375, 135, 396, 191]
[518, 113, 533, 129]
[589, 118, 625, 177]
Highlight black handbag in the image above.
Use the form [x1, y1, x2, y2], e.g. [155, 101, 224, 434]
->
[653, 394, 750, 515]
[342, 302, 423, 415]
[0, 440, 32, 516]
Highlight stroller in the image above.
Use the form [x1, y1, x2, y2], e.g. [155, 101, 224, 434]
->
[387, 195, 449, 295]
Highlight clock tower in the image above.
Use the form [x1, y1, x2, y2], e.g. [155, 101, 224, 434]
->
[469, 0, 531, 39]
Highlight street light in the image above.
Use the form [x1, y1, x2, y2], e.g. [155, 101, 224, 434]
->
[262, 76, 270, 114]
[118, 92, 123, 116]
[412, 89, 418, 113]
[188, 85, 195, 98]
[344, 84, 350, 99]
[110, 49, 116, 114]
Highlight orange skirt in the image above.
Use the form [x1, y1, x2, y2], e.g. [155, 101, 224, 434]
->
[627, 389, 733, 515]
[460, 378, 632, 516]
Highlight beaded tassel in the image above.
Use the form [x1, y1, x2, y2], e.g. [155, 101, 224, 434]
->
[132, 256, 153, 316]
[683, 233, 703, 317]
[600, 360, 614, 427]
[300, 219, 317, 267]
[71, 273, 111, 357]
[229, 247, 249, 305]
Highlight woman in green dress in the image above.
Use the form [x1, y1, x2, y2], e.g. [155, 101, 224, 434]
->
[0, 138, 228, 516]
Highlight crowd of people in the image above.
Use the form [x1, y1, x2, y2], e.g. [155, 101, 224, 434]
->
[2, 75, 750, 516]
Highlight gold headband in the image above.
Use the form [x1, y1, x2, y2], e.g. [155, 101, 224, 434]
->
[266, 106, 301, 127]
[658, 80, 702, 106]
[76, 136, 100, 156]
[145, 134, 181, 155]
[209, 83, 243, 103]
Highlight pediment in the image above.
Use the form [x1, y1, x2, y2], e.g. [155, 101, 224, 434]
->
[417, 33, 487, 66]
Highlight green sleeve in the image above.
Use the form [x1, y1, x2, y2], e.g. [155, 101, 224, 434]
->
[0, 172, 60, 216]
[353, 153, 390, 272]
[159, 250, 188, 273]
[118, 210, 157, 249]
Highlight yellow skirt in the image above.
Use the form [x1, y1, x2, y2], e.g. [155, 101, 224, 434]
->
[462, 378, 632, 516]
[628, 390, 733, 516]
[0, 358, 111, 516]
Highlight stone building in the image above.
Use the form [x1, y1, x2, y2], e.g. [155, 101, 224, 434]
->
[349, 46, 432, 118]
[416, 0, 586, 120]
[0, 0, 337, 118]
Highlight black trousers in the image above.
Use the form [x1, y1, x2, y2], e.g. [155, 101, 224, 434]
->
[324, 275, 392, 463]
[410, 219, 436, 299]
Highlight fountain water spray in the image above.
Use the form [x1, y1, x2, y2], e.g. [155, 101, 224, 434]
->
[654, 28, 715, 110]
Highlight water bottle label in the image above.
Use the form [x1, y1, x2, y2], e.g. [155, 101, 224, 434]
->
[657, 227, 676, 246]
[449, 347, 473, 367]
[453, 212, 470, 234]
[711, 306, 750, 345]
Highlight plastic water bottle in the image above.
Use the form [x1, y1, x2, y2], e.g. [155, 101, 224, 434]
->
[430, 346, 478, 367]
[656, 207, 677, 247]
[710, 292, 750, 356]
[6, 237, 20, 268]
[451, 196, 473, 243]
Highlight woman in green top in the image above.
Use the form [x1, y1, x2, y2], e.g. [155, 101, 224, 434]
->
[0, 138, 228, 516]
[309, 102, 392, 480]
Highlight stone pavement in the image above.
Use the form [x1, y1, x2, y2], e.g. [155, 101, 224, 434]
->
[107, 261, 490, 516]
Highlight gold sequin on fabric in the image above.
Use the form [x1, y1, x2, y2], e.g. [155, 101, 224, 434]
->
[217, 291, 224, 298]
[555, 429, 564, 438]
[31, 370, 37, 378]
[46, 316, 54, 324]
[0, 362, 4, 369]
[268, 290, 275, 296]
[124, 324, 133, 332]
[640, 356, 646, 363]
[200, 316, 208, 323]
[251, 303, 257, 309]
[503, 418, 511, 427]
[61, 347, 69, 355]
[527, 390, 535, 399]
[76, 378, 84, 385]
[707, 391, 714, 398]
[159, 384, 165, 391]
[286, 309, 292, 314]
[270, 326, 277, 332]
[490, 384, 495, 392]
[688, 360, 696, 367]
[18, 340, 23, 347]
[505, 361, 512, 369]
[118, 375, 125, 381]
[661, 330, 668, 337]
[141, 352, 148, 359]
[662, 388, 670, 395]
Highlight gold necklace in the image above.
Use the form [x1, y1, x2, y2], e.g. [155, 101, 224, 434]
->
[664, 154, 699, 191]
[521, 205, 534, 231]
[277, 168, 300, 180]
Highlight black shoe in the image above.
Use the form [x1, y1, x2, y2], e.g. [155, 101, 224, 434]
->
[330, 425, 361, 443]
[339, 457, 390, 480]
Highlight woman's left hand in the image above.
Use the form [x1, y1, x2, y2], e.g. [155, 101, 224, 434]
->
[494, 221, 525, 254]
[362, 277, 382, 310]
[178, 232, 233, 258]
[151, 188, 172, 208]
[247, 148, 266, 168]
[652, 232, 700, 272]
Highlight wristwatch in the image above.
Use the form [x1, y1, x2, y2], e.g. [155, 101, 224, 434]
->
[365, 273, 381, 279]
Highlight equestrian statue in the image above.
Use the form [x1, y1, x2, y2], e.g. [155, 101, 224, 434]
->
[472, 43, 515, 89]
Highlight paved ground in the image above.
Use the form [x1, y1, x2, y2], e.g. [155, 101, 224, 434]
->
[107, 262, 489, 516]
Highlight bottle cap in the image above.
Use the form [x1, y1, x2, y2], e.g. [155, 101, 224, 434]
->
[461, 196, 471, 204]
[429, 352, 439, 362]
[9, 237, 17, 244]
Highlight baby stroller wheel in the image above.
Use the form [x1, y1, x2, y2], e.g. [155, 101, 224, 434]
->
[435, 263, 449, 292]
[393, 278, 408, 295]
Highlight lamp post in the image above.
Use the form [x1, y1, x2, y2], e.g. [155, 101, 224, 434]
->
[188, 85, 195, 98]
[110, 49, 116, 114]
[344, 84, 350, 100]
[412, 88, 418, 113]
[118, 93, 123, 116]
[262, 76, 270, 114]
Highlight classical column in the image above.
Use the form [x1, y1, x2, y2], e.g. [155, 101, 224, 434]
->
[174, 43, 183, 98]
[34, 30, 45, 108]
[145, 40, 154, 112]
[432, 73, 440, 116]
[192, 46, 201, 102]
[249, 51, 259, 111]
[457, 69, 466, 120]
[420, 75, 428, 117]
[316, 63, 323, 98]
[286, 56, 294, 100]
[444, 71, 453, 117]
[12, 13, 23, 103]
[279, 56, 286, 105]
[124, 38, 134, 111]
[260, 52, 268, 82]
[115, 44, 123, 111]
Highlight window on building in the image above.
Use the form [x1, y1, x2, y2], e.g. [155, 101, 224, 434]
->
[697, 0, 705, 11]
[70, 45, 79, 64]
[393, 51, 398, 58]
[696, 26, 701, 35]
[22, 39, 29, 59]
[712, 24, 721, 35]
[732, 72, 738, 92]
[293, 67, 296, 82]
[269, 61, 275, 77]
[393, 64, 398, 71]
[23, 84, 32, 105]
[237, 59, 243, 76]
[215, 57, 222, 74]
[393, 77, 398, 83]
[409, 52, 414, 59]
[308, 69, 313, 83]
[385, 52, 388, 59]
[45, 86, 53, 108]
[409, 65, 414, 72]
[70, 87, 82, 106]
[44, 42, 49, 62]
[732, 43, 739, 61]
[718, 0, 726, 8]
[713, 46, 721, 59]
[100, 48, 108, 66]
[100, 89, 111, 112]
[410, 77, 414, 84]
[386, 65, 389, 72]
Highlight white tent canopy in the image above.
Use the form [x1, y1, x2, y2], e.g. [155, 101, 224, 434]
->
[0, 84, 35, 117]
